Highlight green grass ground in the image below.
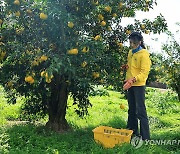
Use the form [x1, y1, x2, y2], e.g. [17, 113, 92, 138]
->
[0, 86, 180, 154]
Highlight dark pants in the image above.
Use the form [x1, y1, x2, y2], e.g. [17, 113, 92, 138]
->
[126, 86, 150, 140]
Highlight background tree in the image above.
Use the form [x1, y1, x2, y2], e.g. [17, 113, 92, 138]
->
[0, 0, 167, 131]
[161, 24, 180, 101]
[147, 52, 164, 85]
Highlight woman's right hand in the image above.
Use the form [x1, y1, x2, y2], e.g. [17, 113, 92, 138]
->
[121, 64, 129, 70]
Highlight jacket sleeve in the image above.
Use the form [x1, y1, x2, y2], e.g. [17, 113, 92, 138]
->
[127, 50, 132, 65]
[135, 52, 151, 82]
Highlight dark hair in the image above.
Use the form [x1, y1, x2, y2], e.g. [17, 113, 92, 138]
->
[129, 32, 146, 49]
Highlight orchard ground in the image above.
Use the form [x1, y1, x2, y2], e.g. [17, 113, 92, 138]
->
[0, 86, 180, 154]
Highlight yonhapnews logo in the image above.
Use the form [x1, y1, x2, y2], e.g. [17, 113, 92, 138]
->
[130, 136, 143, 149]
[131, 137, 180, 149]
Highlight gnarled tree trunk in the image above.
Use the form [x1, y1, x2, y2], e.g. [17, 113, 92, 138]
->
[46, 76, 70, 132]
[46, 0, 70, 132]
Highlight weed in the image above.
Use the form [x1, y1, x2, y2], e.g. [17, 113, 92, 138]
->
[0, 86, 179, 153]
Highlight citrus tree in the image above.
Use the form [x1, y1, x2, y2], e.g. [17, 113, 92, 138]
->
[0, 0, 167, 131]
[147, 52, 164, 85]
[162, 27, 180, 101]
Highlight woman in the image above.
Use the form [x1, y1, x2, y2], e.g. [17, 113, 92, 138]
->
[122, 32, 151, 140]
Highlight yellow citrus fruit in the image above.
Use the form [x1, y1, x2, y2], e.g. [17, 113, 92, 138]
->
[104, 6, 111, 12]
[98, 14, 104, 21]
[140, 24, 145, 30]
[16, 28, 24, 35]
[67, 48, 78, 55]
[14, 0, 20, 5]
[94, 35, 101, 41]
[92, 0, 98, 5]
[82, 47, 89, 53]
[126, 30, 131, 35]
[112, 13, 117, 18]
[120, 104, 125, 109]
[155, 67, 159, 71]
[101, 21, 106, 26]
[25, 76, 34, 84]
[44, 72, 48, 78]
[1, 51, 6, 57]
[118, 43, 123, 48]
[45, 73, 53, 79]
[0, 19, 3, 24]
[92, 72, 100, 79]
[15, 11, 20, 17]
[40, 55, 48, 61]
[7, 81, 13, 87]
[32, 60, 39, 66]
[45, 78, 51, 83]
[144, 7, 149, 12]
[0, 51, 6, 59]
[32, 72, 35, 76]
[29, 79, 34, 84]
[119, 2, 123, 8]
[40, 71, 45, 77]
[40, 13, 48, 20]
[8, 11, 12, 15]
[50, 75, 54, 79]
[145, 30, 150, 34]
[68, 22, 74, 28]
[81, 61, 87, 67]
[99, 79, 104, 84]
[26, 9, 32, 14]
[107, 26, 112, 31]
[16, 29, 21, 35]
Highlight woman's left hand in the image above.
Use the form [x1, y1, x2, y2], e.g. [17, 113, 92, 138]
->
[123, 78, 136, 90]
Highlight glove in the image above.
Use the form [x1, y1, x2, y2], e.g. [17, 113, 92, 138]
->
[123, 77, 136, 90]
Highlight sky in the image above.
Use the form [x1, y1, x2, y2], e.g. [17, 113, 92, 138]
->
[122, 0, 180, 53]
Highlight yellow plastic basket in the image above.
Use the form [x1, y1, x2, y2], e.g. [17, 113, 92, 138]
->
[92, 126, 133, 148]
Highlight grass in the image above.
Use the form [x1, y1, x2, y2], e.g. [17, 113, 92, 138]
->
[0, 87, 23, 126]
[0, 86, 180, 154]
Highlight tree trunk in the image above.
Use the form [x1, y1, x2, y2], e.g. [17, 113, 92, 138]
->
[46, 76, 70, 132]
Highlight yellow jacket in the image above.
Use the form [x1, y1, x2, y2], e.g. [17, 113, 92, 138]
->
[126, 49, 151, 86]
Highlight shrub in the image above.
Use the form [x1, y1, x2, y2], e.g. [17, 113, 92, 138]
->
[148, 89, 179, 115]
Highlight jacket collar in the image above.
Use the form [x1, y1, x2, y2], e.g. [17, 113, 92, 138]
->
[132, 46, 143, 54]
